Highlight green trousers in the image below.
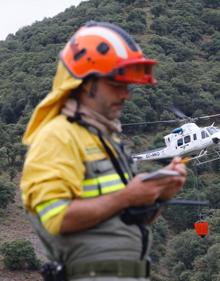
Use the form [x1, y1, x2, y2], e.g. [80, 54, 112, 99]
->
[68, 277, 150, 281]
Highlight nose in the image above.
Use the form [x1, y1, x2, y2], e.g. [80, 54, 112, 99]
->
[119, 85, 130, 100]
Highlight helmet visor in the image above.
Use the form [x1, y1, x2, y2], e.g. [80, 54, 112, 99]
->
[114, 60, 157, 85]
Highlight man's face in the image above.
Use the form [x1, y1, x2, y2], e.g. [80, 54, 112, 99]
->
[83, 78, 130, 120]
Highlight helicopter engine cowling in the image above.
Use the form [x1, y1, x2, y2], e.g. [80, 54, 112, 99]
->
[211, 131, 220, 144]
[212, 137, 220, 144]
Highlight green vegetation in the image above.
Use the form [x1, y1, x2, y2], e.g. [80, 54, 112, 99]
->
[0, 239, 40, 270]
[0, 175, 16, 215]
[0, 0, 219, 279]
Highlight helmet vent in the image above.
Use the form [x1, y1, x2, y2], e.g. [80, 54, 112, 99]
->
[117, 68, 125, 76]
[74, 48, 87, 61]
[97, 42, 110, 55]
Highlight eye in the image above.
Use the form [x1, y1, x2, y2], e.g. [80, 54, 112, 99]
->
[108, 80, 128, 90]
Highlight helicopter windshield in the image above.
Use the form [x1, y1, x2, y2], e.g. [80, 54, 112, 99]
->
[206, 127, 218, 135]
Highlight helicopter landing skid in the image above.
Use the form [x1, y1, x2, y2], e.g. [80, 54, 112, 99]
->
[193, 148, 220, 166]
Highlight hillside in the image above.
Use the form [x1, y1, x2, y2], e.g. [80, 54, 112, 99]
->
[0, 0, 220, 280]
[0, 184, 43, 281]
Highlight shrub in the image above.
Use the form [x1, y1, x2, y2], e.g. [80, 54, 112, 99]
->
[0, 175, 16, 212]
[0, 239, 40, 270]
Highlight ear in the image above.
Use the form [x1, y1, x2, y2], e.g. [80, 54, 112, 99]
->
[82, 77, 98, 98]
[78, 78, 97, 102]
[81, 78, 94, 93]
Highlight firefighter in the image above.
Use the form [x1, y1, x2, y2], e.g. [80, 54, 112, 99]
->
[20, 21, 187, 281]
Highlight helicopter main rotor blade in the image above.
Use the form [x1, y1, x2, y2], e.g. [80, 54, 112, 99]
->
[168, 105, 189, 119]
[122, 119, 178, 127]
[167, 199, 209, 206]
[194, 113, 220, 121]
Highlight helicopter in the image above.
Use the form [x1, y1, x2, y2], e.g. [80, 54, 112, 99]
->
[124, 109, 220, 165]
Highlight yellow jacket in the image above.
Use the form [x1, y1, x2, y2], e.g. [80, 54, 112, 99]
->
[21, 115, 109, 210]
[20, 62, 128, 235]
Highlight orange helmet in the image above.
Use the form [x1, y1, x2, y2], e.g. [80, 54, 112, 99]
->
[60, 21, 157, 84]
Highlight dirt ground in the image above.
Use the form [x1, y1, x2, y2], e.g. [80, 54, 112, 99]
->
[0, 185, 45, 281]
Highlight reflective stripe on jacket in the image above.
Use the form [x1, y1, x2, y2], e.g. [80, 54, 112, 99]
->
[82, 159, 129, 198]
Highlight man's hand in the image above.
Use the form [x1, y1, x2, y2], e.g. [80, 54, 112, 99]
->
[156, 157, 187, 200]
[122, 157, 187, 207]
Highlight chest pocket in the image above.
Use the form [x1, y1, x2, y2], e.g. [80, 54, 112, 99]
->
[81, 159, 128, 198]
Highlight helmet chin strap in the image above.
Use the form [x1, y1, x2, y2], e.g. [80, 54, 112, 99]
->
[88, 78, 98, 98]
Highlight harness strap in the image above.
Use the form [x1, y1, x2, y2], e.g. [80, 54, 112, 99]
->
[138, 224, 149, 260]
[98, 131, 128, 185]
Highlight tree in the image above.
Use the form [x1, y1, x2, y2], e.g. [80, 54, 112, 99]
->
[150, 17, 168, 36]
[151, 36, 196, 61]
[162, 230, 209, 281]
[1, 102, 17, 123]
[202, 10, 220, 31]
[126, 9, 147, 33]
[151, 4, 166, 18]
[0, 175, 15, 213]
[151, 216, 169, 263]
[122, 101, 145, 124]
[203, 0, 220, 8]
[202, 34, 220, 58]
[167, 16, 204, 42]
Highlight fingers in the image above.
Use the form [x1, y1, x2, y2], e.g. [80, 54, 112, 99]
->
[156, 175, 186, 201]
[174, 164, 187, 177]
[154, 176, 185, 192]
[167, 157, 187, 177]
[172, 156, 182, 164]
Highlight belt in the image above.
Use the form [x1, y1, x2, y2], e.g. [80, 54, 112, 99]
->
[67, 259, 150, 279]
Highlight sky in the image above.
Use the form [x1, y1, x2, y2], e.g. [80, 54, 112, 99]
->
[0, 0, 86, 40]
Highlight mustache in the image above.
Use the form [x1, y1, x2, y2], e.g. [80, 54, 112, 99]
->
[112, 100, 126, 107]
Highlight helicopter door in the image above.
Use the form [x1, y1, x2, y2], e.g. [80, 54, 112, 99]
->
[176, 138, 184, 153]
[177, 138, 183, 147]
[201, 130, 209, 139]
[200, 130, 211, 148]
[184, 135, 191, 144]
[183, 135, 191, 150]
[176, 135, 192, 152]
